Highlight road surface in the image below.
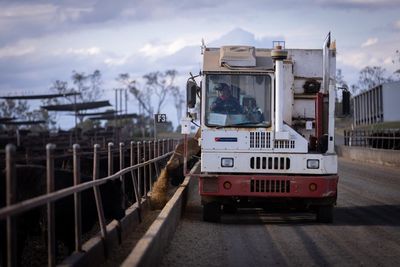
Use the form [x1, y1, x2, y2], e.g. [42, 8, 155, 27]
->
[160, 158, 400, 266]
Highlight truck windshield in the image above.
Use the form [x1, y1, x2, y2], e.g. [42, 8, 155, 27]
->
[205, 74, 271, 127]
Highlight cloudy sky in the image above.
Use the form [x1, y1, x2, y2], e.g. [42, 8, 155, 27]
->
[0, 0, 399, 128]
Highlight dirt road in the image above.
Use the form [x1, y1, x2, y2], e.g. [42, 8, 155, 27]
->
[160, 158, 400, 266]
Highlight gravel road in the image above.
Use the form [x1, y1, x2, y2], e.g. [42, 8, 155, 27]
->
[160, 158, 400, 266]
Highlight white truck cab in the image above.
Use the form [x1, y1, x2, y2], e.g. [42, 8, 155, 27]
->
[185, 34, 338, 223]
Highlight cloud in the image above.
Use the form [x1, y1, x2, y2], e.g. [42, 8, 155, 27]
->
[394, 20, 400, 30]
[139, 39, 188, 58]
[104, 56, 129, 67]
[361, 37, 378, 48]
[315, 0, 400, 10]
[0, 44, 36, 58]
[65, 47, 101, 56]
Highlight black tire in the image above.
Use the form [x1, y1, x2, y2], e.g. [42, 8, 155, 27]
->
[316, 205, 334, 223]
[222, 203, 237, 214]
[203, 202, 221, 222]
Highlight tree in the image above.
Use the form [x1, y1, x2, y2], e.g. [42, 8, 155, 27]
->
[49, 70, 104, 126]
[49, 70, 103, 104]
[171, 86, 184, 126]
[335, 69, 347, 88]
[0, 99, 29, 120]
[0, 99, 54, 131]
[142, 70, 179, 114]
[72, 70, 102, 103]
[392, 50, 400, 81]
[117, 70, 181, 135]
[356, 66, 391, 93]
[335, 69, 349, 102]
[117, 73, 153, 116]
[27, 108, 57, 131]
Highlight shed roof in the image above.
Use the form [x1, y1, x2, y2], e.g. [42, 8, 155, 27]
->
[41, 100, 111, 111]
[0, 92, 80, 100]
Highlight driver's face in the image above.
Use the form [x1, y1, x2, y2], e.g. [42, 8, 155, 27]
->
[219, 88, 230, 97]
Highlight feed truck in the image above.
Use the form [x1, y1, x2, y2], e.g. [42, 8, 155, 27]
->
[184, 33, 338, 222]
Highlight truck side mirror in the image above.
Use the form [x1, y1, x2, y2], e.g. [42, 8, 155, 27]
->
[186, 80, 198, 108]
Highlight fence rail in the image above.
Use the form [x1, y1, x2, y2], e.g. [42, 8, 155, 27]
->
[344, 129, 400, 150]
[0, 138, 178, 267]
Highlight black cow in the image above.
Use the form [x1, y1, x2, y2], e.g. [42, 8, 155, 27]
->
[368, 131, 400, 150]
[0, 164, 124, 266]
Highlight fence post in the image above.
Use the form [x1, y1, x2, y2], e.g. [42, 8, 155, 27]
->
[392, 131, 395, 150]
[130, 141, 141, 220]
[92, 144, 107, 242]
[137, 141, 142, 198]
[108, 142, 114, 177]
[162, 139, 166, 155]
[46, 144, 56, 267]
[6, 144, 17, 267]
[119, 142, 126, 210]
[158, 140, 161, 157]
[154, 139, 160, 178]
[143, 141, 147, 199]
[73, 144, 82, 252]
[148, 141, 153, 192]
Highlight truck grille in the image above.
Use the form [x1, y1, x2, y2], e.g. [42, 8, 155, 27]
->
[250, 179, 291, 193]
[250, 156, 290, 170]
[274, 140, 295, 149]
[250, 131, 271, 148]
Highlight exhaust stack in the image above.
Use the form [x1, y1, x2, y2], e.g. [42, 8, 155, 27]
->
[271, 45, 288, 138]
[322, 32, 331, 93]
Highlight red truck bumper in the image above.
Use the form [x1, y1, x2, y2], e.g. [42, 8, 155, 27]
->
[199, 174, 338, 198]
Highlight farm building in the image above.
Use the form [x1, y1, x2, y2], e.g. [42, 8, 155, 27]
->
[353, 81, 400, 126]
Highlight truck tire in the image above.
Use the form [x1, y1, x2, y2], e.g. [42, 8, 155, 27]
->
[203, 202, 221, 222]
[316, 205, 333, 223]
[222, 203, 237, 214]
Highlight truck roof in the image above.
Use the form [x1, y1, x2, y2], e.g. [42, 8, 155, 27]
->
[202, 47, 333, 78]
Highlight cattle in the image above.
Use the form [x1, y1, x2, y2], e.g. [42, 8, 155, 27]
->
[0, 163, 125, 266]
[368, 131, 400, 150]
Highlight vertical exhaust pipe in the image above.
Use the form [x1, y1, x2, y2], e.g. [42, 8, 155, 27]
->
[271, 45, 288, 135]
[322, 32, 331, 93]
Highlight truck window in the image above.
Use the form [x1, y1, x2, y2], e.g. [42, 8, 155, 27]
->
[205, 74, 271, 127]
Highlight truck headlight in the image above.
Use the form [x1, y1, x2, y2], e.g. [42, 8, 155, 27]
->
[307, 159, 319, 169]
[221, 158, 234, 167]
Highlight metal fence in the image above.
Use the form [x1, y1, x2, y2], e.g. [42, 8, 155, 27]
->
[344, 129, 400, 150]
[0, 138, 178, 267]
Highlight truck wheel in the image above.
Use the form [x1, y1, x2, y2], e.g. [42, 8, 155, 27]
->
[222, 204, 237, 214]
[203, 202, 221, 222]
[316, 205, 333, 223]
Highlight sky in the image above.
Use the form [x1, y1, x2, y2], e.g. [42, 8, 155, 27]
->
[0, 0, 399, 129]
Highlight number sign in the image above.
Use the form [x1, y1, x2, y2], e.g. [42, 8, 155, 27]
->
[155, 114, 167, 123]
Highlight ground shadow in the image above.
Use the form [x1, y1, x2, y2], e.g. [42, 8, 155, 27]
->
[215, 205, 400, 226]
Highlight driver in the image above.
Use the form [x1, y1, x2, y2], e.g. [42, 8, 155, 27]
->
[210, 83, 242, 114]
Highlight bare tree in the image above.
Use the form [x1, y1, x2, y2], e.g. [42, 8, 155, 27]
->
[171, 86, 184, 125]
[336, 69, 347, 88]
[0, 99, 29, 119]
[142, 70, 179, 114]
[117, 73, 153, 116]
[356, 66, 391, 93]
[49, 70, 103, 104]
[48, 70, 103, 125]
[118, 70, 181, 134]
[392, 50, 400, 81]
[72, 70, 103, 103]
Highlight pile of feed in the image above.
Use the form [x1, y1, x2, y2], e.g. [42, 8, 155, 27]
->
[150, 131, 201, 210]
